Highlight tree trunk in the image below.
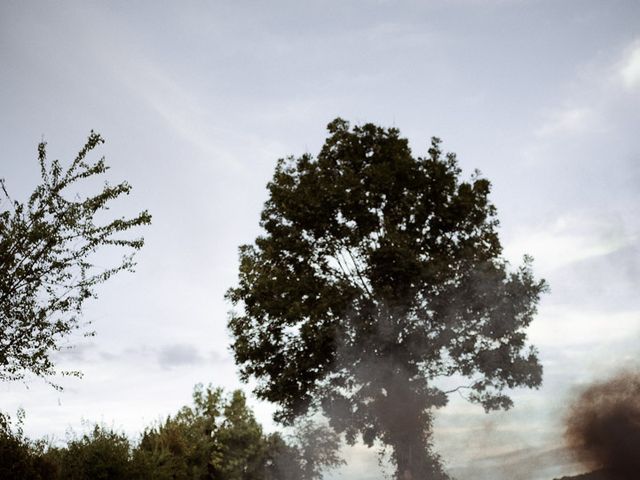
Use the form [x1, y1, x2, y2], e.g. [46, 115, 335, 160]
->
[389, 421, 437, 480]
[379, 374, 448, 480]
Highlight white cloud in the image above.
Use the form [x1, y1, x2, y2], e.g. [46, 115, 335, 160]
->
[534, 106, 596, 138]
[528, 38, 640, 149]
[620, 41, 640, 89]
[529, 305, 640, 348]
[504, 213, 635, 274]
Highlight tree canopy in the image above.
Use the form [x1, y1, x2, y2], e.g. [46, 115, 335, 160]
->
[0, 132, 151, 383]
[227, 118, 547, 479]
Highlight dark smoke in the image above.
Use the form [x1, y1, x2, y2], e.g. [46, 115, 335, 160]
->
[565, 371, 640, 479]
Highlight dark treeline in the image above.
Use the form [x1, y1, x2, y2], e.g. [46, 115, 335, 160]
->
[0, 384, 343, 480]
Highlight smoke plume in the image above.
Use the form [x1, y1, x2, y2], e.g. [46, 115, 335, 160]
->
[565, 371, 640, 479]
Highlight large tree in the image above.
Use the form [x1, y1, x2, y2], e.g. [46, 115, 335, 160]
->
[0, 132, 151, 383]
[227, 119, 547, 479]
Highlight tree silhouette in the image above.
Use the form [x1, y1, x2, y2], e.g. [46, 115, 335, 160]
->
[228, 118, 547, 479]
[0, 132, 150, 383]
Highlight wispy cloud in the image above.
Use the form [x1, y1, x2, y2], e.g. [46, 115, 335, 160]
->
[619, 41, 640, 89]
[534, 107, 596, 138]
[530, 306, 640, 348]
[54, 342, 98, 363]
[525, 37, 640, 156]
[102, 51, 247, 169]
[505, 213, 635, 274]
[55, 342, 228, 371]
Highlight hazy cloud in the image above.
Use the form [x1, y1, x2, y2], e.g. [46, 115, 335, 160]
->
[450, 446, 580, 480]
[54, 342, 98, 363]
[157, 344, 205, 370]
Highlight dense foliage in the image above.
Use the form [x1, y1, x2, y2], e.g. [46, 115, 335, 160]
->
[0, 410, 57, 480]
[0, 132, 151, 383]
[0, 385, 342, 480]
[228, 119, 547, 479]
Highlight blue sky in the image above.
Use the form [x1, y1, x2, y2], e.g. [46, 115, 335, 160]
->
[1, 1, 639, 478]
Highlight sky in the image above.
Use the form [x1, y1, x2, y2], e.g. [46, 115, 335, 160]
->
[1, 1, 639, 478]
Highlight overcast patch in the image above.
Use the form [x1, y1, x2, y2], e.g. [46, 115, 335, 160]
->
[99, 350, 118, 362]
[157, 344, 205, 369]
[208, 349, 231, 364]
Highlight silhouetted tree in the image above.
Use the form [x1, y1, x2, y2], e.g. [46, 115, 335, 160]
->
[0, 132, 151, 383]
[50, 425, 133, 480]
[227, 118, 547, 479]
[134, 384, 223, 479]
[0, 410, 57, 480]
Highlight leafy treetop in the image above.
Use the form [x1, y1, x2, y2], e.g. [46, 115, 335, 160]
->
[228, 118, 547, 479]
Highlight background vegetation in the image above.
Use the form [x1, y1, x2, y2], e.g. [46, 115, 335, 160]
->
[0, 385, 342, 480]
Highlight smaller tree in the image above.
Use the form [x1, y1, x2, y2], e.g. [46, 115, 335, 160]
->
[209, 390, 267, 480]
[287, 417, 344, 480]
[134, 384, 224, 479]
[262, 432, 303, 480]
[52, 425, 133, 480]
[0, 132, 151, 383]
[135, 385, 269, 480]
[134, 385, 343, 480]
